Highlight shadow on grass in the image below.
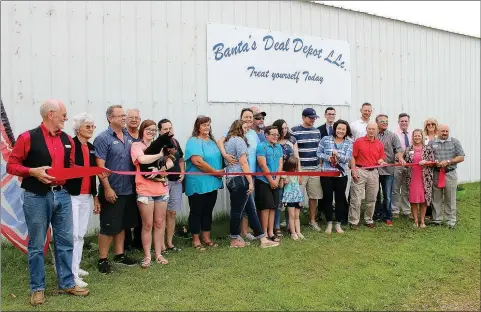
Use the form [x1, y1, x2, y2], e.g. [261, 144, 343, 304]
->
[1, 183, 480, 311]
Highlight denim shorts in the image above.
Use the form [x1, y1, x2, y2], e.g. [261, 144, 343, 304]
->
[137, 194, 169, 204]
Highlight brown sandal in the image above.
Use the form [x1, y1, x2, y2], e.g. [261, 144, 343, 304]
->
[155, 254, 169, 265]
[193, 244, 206, 251]
[202, 241, 218, 248]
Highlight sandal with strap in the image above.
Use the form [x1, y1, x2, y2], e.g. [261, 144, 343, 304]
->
[155, 254, 169, 265]
[141, 257, 151, 268]
[193, 244, 206, 251]
[202, 241, 218, 248]
[269, 236, 281, 242]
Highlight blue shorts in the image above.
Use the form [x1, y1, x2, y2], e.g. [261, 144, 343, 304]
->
[167, 180, 183, 212]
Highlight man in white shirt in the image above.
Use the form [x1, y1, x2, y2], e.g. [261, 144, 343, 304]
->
[392, 113, 413, 218]
[350, 103, 372, 141]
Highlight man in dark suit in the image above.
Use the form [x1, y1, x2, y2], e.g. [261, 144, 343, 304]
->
[317, 107, 337, 139]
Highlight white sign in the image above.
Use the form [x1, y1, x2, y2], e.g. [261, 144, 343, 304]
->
[207, 23, 351, 106]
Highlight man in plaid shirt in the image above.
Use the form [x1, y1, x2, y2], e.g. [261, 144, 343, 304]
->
[428, 124, 465, 229]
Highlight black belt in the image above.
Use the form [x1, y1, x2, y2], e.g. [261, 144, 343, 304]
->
[356, 165, 376, 171]
[49, 185, 64, 192]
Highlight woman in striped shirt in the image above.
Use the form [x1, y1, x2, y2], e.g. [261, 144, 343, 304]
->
[316, 119, 353, 234]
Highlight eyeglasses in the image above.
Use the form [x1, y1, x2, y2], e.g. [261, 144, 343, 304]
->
[254, 117, 265, 120]
[378, 120, 388, 124]
[269, 133, 280, 137]
[145, 129, 157, 133]
[128, 116, 141, 120]
[426, 123, 436, 126]
[83, 125, 96, 130]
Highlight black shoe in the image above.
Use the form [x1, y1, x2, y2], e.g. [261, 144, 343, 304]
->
[373, 215, 383, 222]
[114, 254, 137, 266]
[98, 259, 112, 274]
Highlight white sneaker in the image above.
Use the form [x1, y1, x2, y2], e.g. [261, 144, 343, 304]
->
[260, 239, 280, 248]
[325, 223, 333, 234]
[245, 233, 256, 241]
[74, 277, 88, 288]
[335, 223, 344, 234]
[309, 222, 322, 232]
[78, 268, 89, 277]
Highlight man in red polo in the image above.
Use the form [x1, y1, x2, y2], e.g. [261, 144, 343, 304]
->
[348, 121, 387, 230]
[7, 99, 89, 305]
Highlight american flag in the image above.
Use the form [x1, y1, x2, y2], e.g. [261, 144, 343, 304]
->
[1, 101, 51, 255]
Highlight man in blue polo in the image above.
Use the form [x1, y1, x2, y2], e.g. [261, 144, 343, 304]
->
[94, 105, 138, 273]
[290, 108, 323, 231]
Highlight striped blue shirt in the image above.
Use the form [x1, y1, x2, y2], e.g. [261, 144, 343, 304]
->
[317, 136, 354, 172]
[290, 125, 321, 170]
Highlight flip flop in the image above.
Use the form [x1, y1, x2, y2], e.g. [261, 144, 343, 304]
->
[166, 246, 182, 252]
[193, 244, 206, 251]
[202, 241, 218, 248]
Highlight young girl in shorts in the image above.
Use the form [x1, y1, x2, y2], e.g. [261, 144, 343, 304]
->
[282, 156, 305, 240]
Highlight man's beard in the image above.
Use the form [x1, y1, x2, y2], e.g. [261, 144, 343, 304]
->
[258, 123, 265, 129]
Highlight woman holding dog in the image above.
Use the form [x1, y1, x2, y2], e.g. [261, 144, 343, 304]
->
[130, 120, 173, 268]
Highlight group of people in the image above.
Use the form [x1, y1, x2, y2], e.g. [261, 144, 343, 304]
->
[6, 99, 465, 306]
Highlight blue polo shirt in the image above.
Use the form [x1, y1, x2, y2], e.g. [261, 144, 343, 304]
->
[93, 126, 135, 195]
[184, 137, 223, 196]
[255, 141, 283, 184]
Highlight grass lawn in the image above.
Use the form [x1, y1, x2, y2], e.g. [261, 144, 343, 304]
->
[2, 182, 480, 311]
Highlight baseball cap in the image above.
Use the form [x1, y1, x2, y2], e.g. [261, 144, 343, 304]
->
[250, 105, 266, 117]
[302, 108, 319, 119]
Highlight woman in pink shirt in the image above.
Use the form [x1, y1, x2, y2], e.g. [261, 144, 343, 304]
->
[131, 120, 173, 268]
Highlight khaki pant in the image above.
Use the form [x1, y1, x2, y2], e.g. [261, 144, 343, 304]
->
[300, 167, 323, 200]
[392, 166, 410, 215]
[432, 170, 457, 226]
[348, 169, 379, 225]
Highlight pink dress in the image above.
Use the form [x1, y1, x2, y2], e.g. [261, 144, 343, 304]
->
[409, 146, 425, 203]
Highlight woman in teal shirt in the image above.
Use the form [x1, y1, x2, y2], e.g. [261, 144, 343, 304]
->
[184, 116, 224, 250]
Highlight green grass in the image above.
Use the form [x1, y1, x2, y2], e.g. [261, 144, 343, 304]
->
[2, 183, 480, 311]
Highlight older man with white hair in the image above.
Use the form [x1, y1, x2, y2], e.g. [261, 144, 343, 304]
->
[7, 99, 89, 306]
[428, 124, 465, 229]
[348, 121, 387, 230]
[126, 108, 141, 141]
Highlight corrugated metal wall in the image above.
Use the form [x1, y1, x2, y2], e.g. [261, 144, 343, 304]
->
[2, 1, 480, 222]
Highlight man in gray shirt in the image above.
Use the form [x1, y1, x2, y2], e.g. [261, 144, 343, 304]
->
[373, 114, 406, 226]
[428, 124, 465, 229]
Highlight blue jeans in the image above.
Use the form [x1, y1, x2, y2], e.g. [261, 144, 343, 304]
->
[227, 177, 265, 239]
[274, 187, 289, 229]
[23, 189, 75, 292]
[374, 175, 394, 221]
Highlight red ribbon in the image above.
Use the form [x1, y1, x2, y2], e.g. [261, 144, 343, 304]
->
[46, 161, 438, 182]
[438, 167, 446, 188]
[47, 167, 341, 181]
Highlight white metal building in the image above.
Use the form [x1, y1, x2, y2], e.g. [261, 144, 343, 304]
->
[1, 1, 479, 225]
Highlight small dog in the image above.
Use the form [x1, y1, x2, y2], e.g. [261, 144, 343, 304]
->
[139, 132, 175, 183]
